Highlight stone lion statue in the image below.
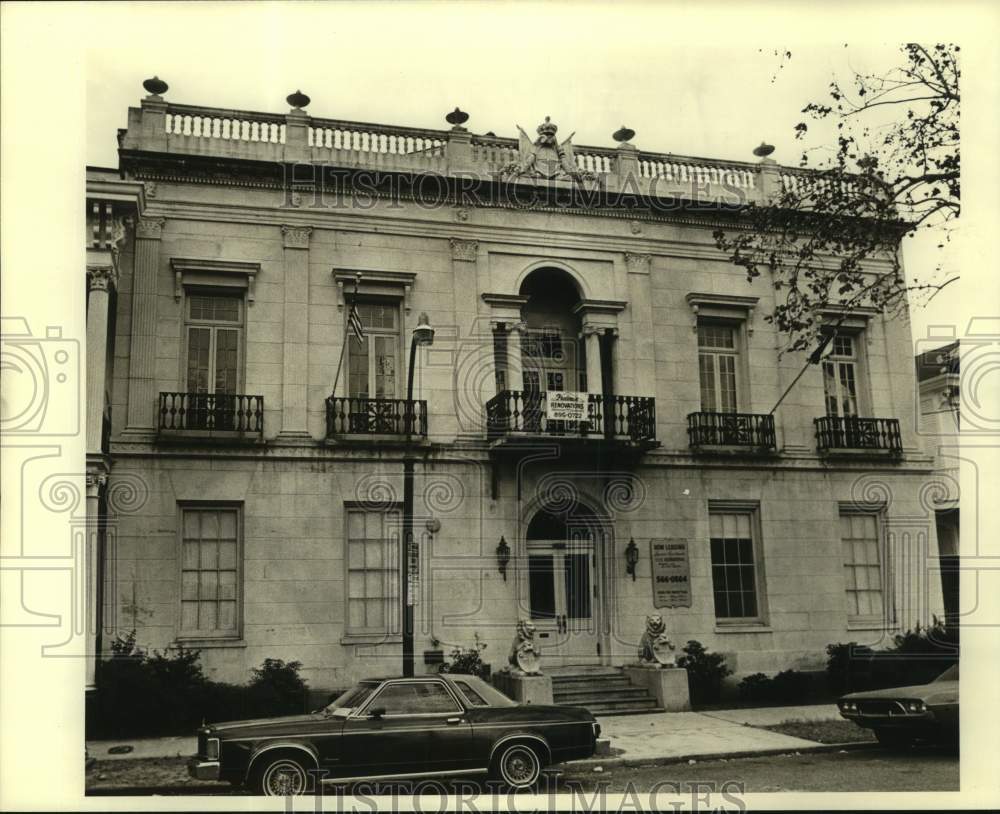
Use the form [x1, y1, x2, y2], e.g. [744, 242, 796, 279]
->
[638, 614, 676, 667]
[507, 619, 542, 675]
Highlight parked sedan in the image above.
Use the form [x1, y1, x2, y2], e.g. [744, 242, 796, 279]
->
[188, 674, 600, 796]
[837, 662, 959, 748]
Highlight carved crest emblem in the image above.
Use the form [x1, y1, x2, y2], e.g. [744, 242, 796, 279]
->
[500, 117, 595, 182]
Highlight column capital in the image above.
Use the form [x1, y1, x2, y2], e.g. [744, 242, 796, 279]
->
[449, 237, 479, 262]
[87, 264, 118, 292]
[136, 217, 165, 240]
[282, 224, 313, 249]
[624, 252, 651, 274]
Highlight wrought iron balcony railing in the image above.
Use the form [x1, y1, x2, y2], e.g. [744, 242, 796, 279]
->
[814, 415, 902, 454]
[485, 390, 656, 443]
[158, 392, 264, 437]
[687, 411, 776, 450]
[325, 396, 427, 437]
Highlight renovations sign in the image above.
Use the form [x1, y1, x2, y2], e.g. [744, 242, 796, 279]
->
[650, 538, 691, 608]
[546, 391, 588, 422]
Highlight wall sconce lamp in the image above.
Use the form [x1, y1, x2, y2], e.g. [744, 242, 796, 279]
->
[625, 538, 639, 581]
[496, 536, 511, 581]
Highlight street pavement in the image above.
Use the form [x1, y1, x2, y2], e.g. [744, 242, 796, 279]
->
[87, 703, 842, 767]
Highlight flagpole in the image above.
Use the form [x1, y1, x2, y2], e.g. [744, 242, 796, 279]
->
[331, 271, 362, 398]
[768, 310, 850, 415]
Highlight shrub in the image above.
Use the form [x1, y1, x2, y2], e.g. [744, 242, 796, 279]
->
[677, 640, 732, 706]
[890, 616, 959, 655]
[91, 644, 310, 738]
[737, 669, 812, 705]
[438, 633, 489, 678]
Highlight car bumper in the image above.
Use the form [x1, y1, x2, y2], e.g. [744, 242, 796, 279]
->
[187, 757, 221, 781]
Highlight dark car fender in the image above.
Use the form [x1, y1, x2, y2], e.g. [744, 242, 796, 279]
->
[244, 740, 321, 782]
[487, 732, 552, 767]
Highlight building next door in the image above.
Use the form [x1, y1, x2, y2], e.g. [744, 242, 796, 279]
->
[524, 506, 605, 665]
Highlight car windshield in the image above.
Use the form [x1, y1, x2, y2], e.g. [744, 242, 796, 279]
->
[321, 681, 379, 715]
[934, 663, 959, 682]
[447, 675, 517, 707]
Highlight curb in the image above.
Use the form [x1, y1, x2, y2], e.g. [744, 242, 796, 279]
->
[564, 740, 878, 771]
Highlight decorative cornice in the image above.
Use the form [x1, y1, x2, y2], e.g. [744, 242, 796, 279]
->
[450, 237, 479, 262]
[333, 269, 416, 313]
[281, 224, 313, 249]
[136, 217, 165, 240]
[481, 292, 529, 309]
[573, 299, 628, 316]
[685, 292, 760, 334]
[170, 257, 260, 303]
[87, 264, 118, 292]
[624, 252, 652, 274]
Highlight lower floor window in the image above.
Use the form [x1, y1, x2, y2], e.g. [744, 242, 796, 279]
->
[709, 507, 763, 622]
[180, 505, 241, 638]
[346, 507, 401, 635]
[840, 509, 885, 623]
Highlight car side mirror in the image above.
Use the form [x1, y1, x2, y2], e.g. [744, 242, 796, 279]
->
[368, 707, 386, 720]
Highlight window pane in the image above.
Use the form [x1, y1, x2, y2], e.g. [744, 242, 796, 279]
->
[215, 329, 239, 394]
[348, 336, 369, 399]
[186, 328, 212, 393]
[564, 553, 592, 619]
[698, 354, 717, 411]
[528, 555, 556, 620]
[218, 601, 237, 631]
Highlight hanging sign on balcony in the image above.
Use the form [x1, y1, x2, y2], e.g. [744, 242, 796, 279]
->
[546, 391, 588, 422]
[650, 538, 691, 609]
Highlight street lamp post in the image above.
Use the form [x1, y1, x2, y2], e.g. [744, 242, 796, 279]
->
[402, 313, 434, 678]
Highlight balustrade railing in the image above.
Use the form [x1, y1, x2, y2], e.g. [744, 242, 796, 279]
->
[165, 105, 287, 143]
[814, 416, 902, 454]
[637, 155, 757, 189]
[158, 392, 264, 436]
[325, 396, 427, 437]
[486, 391, 656, 443]
[687, 411, 776, 450]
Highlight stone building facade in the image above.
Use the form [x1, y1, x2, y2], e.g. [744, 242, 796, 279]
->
[85, 82, 945, 695]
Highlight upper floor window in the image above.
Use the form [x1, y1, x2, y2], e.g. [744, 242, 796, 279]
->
[823, 332, 861, 417]
[347, 300, 401, 400]
[698, 322, 739, 413]
[179, 504, 242, 639]
[185, 293, 243, 395]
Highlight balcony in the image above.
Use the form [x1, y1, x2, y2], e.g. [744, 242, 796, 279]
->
[158, 392, 264, 441]
[687, 411, 776, 452]
[325, 396, 427, 438]
[814, 416, 902, 456]
[486, 390, 656, 443]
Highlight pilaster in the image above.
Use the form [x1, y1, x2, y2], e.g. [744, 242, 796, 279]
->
[86, 265, 117, 454]
[124, 217, 164, 433]
[278, 225, 313, 440]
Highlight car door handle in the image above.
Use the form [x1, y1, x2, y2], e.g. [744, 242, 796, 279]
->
[446, 717, 463, 725]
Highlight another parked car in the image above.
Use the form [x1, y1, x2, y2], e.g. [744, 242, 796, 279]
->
[837, 662, 959, 748]
[188, 674, 599, 796]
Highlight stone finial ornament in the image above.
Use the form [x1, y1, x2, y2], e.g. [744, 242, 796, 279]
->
[637, 614, 677, 667]
[142, 76, 168, 97]
[445, 107, 469, 128]
[506, 619, 542, 675]
[287, 90, 311, 110]
[613, 126, 636, 144]
[753, 141, 775, 158]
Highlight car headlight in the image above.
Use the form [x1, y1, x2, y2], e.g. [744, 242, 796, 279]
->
[906, 701, 925, 713]
[205, 737, 220, 760]
[839, 701, 857, 712]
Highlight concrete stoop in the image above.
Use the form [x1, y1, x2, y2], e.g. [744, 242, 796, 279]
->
[552, 666, 664, 716]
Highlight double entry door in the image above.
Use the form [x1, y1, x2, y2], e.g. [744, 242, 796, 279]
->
[525, 531, 603, 664]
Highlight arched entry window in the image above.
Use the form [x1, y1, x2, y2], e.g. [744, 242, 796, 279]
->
[524, 502, 606, 664]
[518, 268, 587, 393]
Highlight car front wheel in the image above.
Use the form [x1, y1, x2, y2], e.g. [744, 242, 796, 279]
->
[251, 754, 314, 796]
[874, 728, 914, 750]
[493, 743, 543, 790]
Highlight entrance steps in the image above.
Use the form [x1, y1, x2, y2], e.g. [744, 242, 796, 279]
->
[551, 666, 663, 716]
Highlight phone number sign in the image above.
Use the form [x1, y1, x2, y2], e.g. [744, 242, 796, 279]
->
[650, 538, 691, 608]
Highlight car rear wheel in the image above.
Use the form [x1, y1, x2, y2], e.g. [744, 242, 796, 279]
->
[251, 754, 314, 796]
[874, 728, 914, 750]
[493, 743, 543, 790]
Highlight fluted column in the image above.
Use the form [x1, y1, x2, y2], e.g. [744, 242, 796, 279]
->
[278, 225, 312, 439]
[86, 265, 116, 453]
[507, 321, 528, 393]
[125, 217, 164, 431]
[84, 470, 106, 691]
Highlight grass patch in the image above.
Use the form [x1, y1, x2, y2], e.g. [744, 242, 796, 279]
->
[762, 719, 876, 744]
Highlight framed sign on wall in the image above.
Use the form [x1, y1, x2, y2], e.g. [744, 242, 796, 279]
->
[650, 538, 691, 609]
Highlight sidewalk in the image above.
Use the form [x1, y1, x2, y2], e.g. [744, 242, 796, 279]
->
[86, 703, 844, 766]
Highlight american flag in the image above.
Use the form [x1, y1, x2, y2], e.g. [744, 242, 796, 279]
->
[348, 303, 365, 344]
